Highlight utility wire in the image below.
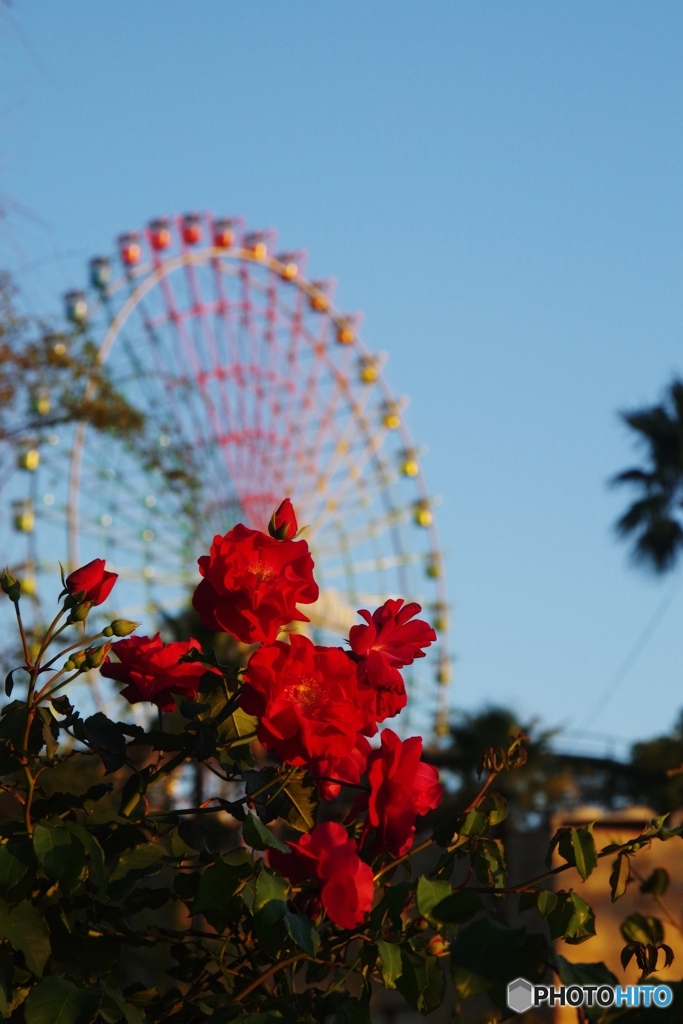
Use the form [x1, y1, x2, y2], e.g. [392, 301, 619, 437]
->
[582, 572, 683, 727]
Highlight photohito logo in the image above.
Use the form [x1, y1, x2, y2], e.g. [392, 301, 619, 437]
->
[507, 978, 673, 1013]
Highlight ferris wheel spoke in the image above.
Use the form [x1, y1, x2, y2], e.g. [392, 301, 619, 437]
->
[175, 251, 245, 491]
[280, 311, 342, 491]
[212, 252, 249, 500]
[295, 395, 381, 522]
[154, 268, 243, 491]
[124, 282, 210, 457]
[312, 504, 413, 556]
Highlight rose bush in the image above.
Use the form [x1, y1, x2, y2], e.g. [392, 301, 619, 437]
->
[0, 503, 681, 1024]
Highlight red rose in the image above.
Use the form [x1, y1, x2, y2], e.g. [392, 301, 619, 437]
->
[366, 728, 443, 856]
[349, 599, 436, 722]
[308, 733, 372, 800]
[192, 523, 319, 644]
[65, 558, 118, 606]
[100, 633, 210, 712]
[268, 821, 374, 930]
[268, 498, 298, 540]
[241, 635, 368, 765]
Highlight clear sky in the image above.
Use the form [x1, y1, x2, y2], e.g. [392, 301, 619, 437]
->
[2, 2, 683, 752]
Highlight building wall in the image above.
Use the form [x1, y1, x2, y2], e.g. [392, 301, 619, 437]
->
[550, 806, 683, 1024]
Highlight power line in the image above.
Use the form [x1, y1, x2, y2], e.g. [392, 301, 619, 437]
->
[582, 572, 683, 727]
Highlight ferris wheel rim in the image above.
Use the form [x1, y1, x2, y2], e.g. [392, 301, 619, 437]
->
[59, 218, 452, 733]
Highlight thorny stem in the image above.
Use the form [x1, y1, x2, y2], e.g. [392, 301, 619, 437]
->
[631, 866, 683, 937]
[33, 607, 67, 667]
[121, 749, 190, 818]
[248, 766, 298, 802]
[13, 602, 32, 671]
[373, 837, 433, 882]
[483, 837, 661, 895]
[263, 765, 298, 807]
[373, 771, 500, 882]
[147, 804, 230, 818]
[234, 952, 310, 1002]
[39, 671, 82, 704]
[42, 629, 105, 672]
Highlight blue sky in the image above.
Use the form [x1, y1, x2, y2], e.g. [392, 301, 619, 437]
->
[2, 2, 683, 751]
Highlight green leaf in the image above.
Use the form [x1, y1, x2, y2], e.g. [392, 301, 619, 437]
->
[254, 868, 289, 912]
[124, 887, 174, 913]
[473, 838, 507, 888]
[64, 822, 105, 896]
[518, 892, 537, 914]
[458, 808, 487, 838]
[335, 997, 372, 1024]
[486, 792, 508, 826]
[554, 956, 617, 1024]
[376, 939, 402, 988]
[219, 706, 258, 742]
[0, 898, 51, 977]
[415, 876, 452, 929]
[103, 987, 146, 1024]
[193, 854, 253, 914]
[168, 826, 202, 860]
[284, 910, 320, 956]
[609, 852, 630, 902]
[432, 889, 483, 924]
[25, 976, 100, 1024]
[620, 912, 663, 946]
[546, 826, 570, 866]
[242, 813, 289, 853]
[33, 821, 72, 881]
[395, 949, 445, 1015]
[555, 954, 617, 988]
[450, 917, 548, 1011]
[282, 774, 319, 833]
[36, 708, 58, 760]
[570, 827, 597, 882]
[0, 842, 30, 891]
[253, 899, 288, 956]
[537, 890, 557, 917]
[640, 867, 669, 895]
[108, 842, 164, 883]
[385, 882, 412, 928]
[547, 891, 596, 945]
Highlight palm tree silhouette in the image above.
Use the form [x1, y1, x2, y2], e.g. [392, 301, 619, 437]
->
[613, 378, 683, 572]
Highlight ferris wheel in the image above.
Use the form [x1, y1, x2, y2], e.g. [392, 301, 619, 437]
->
[5, 212, 451, 736]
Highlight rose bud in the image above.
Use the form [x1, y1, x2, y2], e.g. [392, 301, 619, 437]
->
[103, 619, 139, 638]
[427, 935, 449, 957]
[67, 601, 93, 624]
[85, 643, 112, 669]
[1, 569, 21, 604]
[268, 498, 298, 541]
[64, 650, 88, 672]
[413, 917, 429, 932]
[65, 558, 118, 607]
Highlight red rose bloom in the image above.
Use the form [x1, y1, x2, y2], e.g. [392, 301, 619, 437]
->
[65, 558, 118, 606]
[268, 821, 374, 930]
[308, 733, 372, 800]
[100, 633, 210, 712]
[269, 498, 298, 540]
[349, 599, 436, 722]
[366, 728, 443, 856]
[192, 523, 319, 644]
[241, 634, 368, 765]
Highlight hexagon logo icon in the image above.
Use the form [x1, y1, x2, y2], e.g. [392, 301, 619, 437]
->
[507, 977, 534, 1014]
